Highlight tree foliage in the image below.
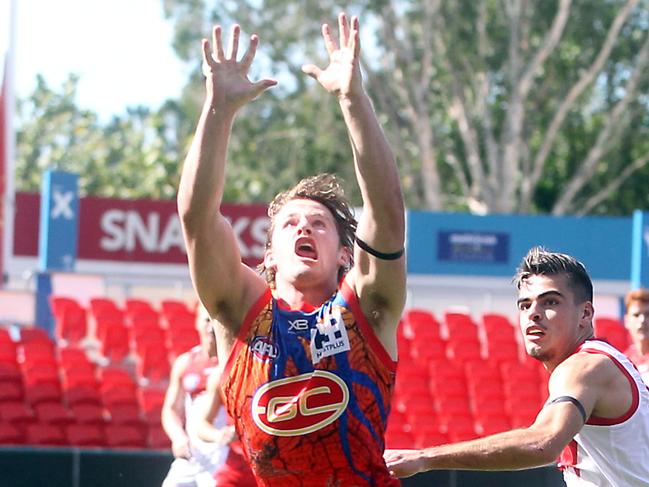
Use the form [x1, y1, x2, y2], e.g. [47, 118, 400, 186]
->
[15, 0, 649, 216]
[162, 0, 649, 215]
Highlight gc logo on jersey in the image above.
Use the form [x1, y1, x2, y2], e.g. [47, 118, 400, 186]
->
[310, 307, 350, 365]
[252, 370, 349, 436]
[250, 336, 279, 362]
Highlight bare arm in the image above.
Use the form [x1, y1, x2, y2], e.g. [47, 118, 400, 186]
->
[161, 353, 191, 459]
[302, 13, 406, 344]
[178, 25, 276, 329]
[385, 354, 613, 477]
[196, 367, 236, 444]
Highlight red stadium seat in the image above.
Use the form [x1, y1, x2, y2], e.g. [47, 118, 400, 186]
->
[147, 422, 171, 449]
[0, 401, 35, 426]
[50, 296, 88, 346]
[444, 312, 480, 342]
[475, 414, 511, 436]
[439, 413, 477, 442]
[160, 299, 194, 319]
[594, 317, 630, 351]
[105, 402, 143, 426]
[18, 327, 52, 345]
[70, 403, 106, 425]
[401, 309, 442, 340]
[447, 339, 483, 363]
[0, 341, 17, 364]
[139, 388, 165, 425]
[70, 403, 107, 425]
[412, 424, 448, 449]
[125, 298, 156, 316]
[98, 323, 130, 362]
[167, 329, 200, 359]
[58, 347, 96, 375]
[135, 345, 171, 385]
[66, 423, 106, 447]
[33, 401, 74, 426]
[25, 422, 68, 446]
[0, 379, 23, 403]
[0, 421, 24, 445]
[104, 424, 146, 448]
[63, 370, 102, 407]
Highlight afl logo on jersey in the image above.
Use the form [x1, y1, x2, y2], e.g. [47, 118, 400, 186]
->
[251, 370, 349, 436]
[250, 336, 279, 362]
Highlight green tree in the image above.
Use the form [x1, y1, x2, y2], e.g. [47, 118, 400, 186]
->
[15, 75, 184, 199]
[164, 0, 649, 215]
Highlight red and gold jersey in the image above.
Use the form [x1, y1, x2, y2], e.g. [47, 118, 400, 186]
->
[222, 280, 399, 486]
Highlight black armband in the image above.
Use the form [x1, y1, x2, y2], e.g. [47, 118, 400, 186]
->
[355, 236, 404, 261]
[546, 395, 587, 423]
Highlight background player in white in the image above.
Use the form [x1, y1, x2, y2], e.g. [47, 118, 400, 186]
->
[161, 307, 235, 487]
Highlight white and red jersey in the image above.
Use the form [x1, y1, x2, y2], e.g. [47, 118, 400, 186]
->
[182, 346, 229, 472]
[558, 340, 649, 486]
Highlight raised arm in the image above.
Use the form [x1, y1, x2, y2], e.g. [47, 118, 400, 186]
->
[178, 25, 276, 329]
[302, 13, 406, 345]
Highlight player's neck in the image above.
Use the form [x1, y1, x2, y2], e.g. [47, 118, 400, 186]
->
[273, 278, 338, 310]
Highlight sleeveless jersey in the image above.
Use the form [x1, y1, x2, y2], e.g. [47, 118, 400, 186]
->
[221, 280, 399, 486]
[557, 340, 649, 486]
[182, 346, 229, 472]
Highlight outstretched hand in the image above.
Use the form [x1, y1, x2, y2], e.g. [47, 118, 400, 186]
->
[302, 12, 363, 99]
[384, 449, 426, 478]
[202, 24, 277, 112]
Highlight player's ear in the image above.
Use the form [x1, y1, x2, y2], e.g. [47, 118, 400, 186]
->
[338, 245, 352, 268]
[579, 301, 594, 328]
[264, 248, 276, 272]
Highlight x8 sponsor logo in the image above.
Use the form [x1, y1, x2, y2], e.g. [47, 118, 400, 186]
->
[251, 371, 349, 436]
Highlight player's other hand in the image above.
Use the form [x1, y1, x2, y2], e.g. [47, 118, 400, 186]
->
[384, 449, 426, 478]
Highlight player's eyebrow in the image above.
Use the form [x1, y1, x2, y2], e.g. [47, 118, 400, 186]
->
[517, 290, 564, 306]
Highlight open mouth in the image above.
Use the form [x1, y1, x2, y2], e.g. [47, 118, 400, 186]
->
[526, 326, 545, 338]
[295, 237, 318, 260]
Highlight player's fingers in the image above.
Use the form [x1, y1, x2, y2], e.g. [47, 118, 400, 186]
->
[240, 34, 259, 72]
[227, 24, 240, 61]
[212, 25, 225, 61]
[301, 64, 322, 80]
[201, 39, 213, 68]
[251, 79, 278, 98]
[322, 23, 337, 56]
[350, 16, 360, 57]
[338, 12, 349, 48]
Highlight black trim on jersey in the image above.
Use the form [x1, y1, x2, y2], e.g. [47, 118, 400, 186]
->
[355, 236, 404, 261]
[547, 396, 587, 423]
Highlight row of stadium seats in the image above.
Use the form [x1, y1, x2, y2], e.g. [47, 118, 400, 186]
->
[0, 324, 169, 448]
[385, 308, 631, 448]
[49, 295, 201, 384]
[0, 301, 632, 451]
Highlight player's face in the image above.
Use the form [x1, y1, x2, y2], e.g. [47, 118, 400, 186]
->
[265, 198, 349, 291]
[517, 273, 592, 369]
[625, 300, 649, 348]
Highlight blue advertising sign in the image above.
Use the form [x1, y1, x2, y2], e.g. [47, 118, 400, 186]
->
[38, 170, 79, 271]
[631, 210, 649, 289]
[438, 230, 510, 264]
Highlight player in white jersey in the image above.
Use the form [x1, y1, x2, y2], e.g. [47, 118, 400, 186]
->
[161, 307, 235, 487]
[385, 247, 649, 486]
[559, 339, 649, 485]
